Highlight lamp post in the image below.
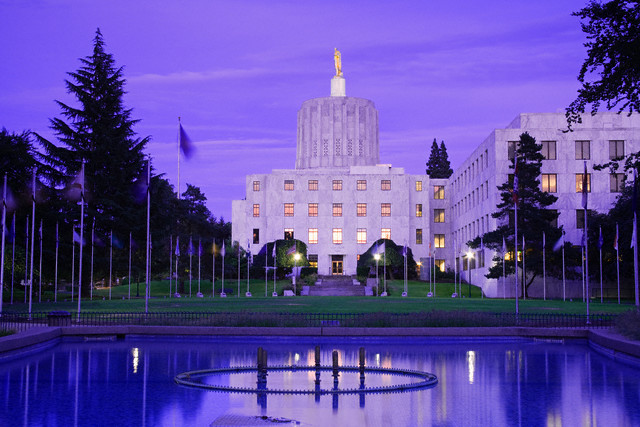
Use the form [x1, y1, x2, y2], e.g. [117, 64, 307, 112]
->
[374, 253, 380, 296]
[294, 253, 301, 295]
[467, 251, 474, 298]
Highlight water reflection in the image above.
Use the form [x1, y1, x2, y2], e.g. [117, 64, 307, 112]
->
[0, 337, 638, 426]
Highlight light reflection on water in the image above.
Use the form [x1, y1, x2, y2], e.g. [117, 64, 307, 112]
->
[1, 336, 639, 426]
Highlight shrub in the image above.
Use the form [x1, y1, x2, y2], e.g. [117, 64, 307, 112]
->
[615, 310, 640, 341]
[300, 267, 317, 278]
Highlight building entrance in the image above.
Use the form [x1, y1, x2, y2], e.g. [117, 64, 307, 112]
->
[331, 255, 343, 275]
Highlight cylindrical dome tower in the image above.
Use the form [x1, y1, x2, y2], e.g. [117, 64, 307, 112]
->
[295, 78, 379, 169]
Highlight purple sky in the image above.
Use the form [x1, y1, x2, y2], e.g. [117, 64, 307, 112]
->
[0, 0, 588, 220]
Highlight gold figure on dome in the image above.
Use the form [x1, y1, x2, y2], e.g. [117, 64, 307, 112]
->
[334, 48, 342, 77]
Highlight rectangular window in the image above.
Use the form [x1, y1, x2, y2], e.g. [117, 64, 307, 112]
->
[332, 180, 342, 191]
[434, 234, 445, 248]
[434, 185, 445, 199]
[284, 228, 294, 240]
[332, 228, 343, 244]
[508, 141, 518, 160]
[308, 180, 318, 191]
[252, 228, 259, 244]
[575, 140, 590, 160]
[435, 259, 445, 272]
[284, 203, 294, 217]
[357, 203, 367, 217]
[416, 204, 423, 217]
[576, 173, 591, 193]
[541, 141, 557, 160]
[253, 181, 260, 191]
[416, 229, 423, 245]
[381, 180, 391, 191]
[381, 203, 391, 217]
[308, 203, 318, 217]
[547, 209, 558, 228]
[253, 204, 260, 217]
[308, 254, 318, 268]
[541, 174, 557, 193]
[434, 209, 445, 223]
[415, 181, 422, 191]
[332, 203, 342, 217]
[611, 173, 624, 192]
[284, 179, 294, 191]
[610, 140, 624, 160]
[357, 180, 367, 191]
[357, 228, 367, 244]
[381, 228, 391, 240]
[308, 228, 318, 244]
[577, 210, 586, 229]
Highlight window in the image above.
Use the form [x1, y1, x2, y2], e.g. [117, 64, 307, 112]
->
[434, 234, 445, 248]
[284, 203, 294, 216]
[357, 203, 367, 217]
[575, 140, 590, 160]
[381, 203, 391, 217]
[416, 204, 423, 217]
[332, 228, 343, 244]
[508, 141, 518, 160]
[332, 203, 342, 217]
[576, 173, 591, 193]
[308, 228, 318, 244]
[332, 180, 342, 191]
[308, 203, 318, 217]
[253, 228, 259, 244]
[381, 228, 391, 240]
[435, 259, 445, 272]
[357, 228, 367, 244]
[433, 209, 445, 223]
[357, 180, 367, 191]
[541, 174, 557, 193]
[576, 210, 587, 229]
[253, 204, 260, 217]
[434, 185, 445, 199]
[253, 181, 260, 191]
[284, 179, 294, 191]
[415, 181, 422, 191]
[308, 254, 318, 268]
[547, 209, 558, 228]
[381, 180, 391, 191]
[541, 141, 556, 160]
[416, 229, 423, 245]
[610, 140, 624, 160]
[284, 228, 294, 240]
[611, 173, 624, 192]
[308, 180, 318, 191]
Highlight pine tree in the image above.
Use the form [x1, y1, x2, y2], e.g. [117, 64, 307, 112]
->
[425, 139, 440, 177]
[437, 141, 453, 178]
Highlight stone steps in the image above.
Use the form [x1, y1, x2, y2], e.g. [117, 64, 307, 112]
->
[308, 276, 365, 296]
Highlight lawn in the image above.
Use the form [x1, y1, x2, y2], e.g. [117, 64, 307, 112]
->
[1, 279, 635, 315]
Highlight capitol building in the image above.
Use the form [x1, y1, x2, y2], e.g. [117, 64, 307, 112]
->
[232, 64, 640, 297]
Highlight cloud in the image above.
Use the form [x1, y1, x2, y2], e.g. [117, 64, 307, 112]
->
[128, 67, 272, 84]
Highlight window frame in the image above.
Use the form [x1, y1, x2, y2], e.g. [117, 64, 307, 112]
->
[356, 180, 367, 191]
[308, 203, 318, 217]
[381, 180, 391, 191]
[357, 203, 367, 217]
[332, 228, 343, 244]
[284, 203, 294, 217]
[541, 173, 557, 193]
[284, 179, 294, 191]
[308, 180, 318, 191]
[332, 180, 343, 191]
[575, 140, 591, 160]
[381, 203, 391, 217]
[308, 228, 318, 244]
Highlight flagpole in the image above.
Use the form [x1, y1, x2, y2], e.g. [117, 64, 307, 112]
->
[264, 244, 268, 297]
[0, 174, 6, 315]
[189, 236, 193, 298]
[522, 235, 526, 301]
[599, 226, 603, 304]
[177, 117, 181, 200]
[562, 234, 566, 302]
[212, 241, 216, 298]
[221, 242, 226, 297]
[70, 222, 74, 302]
[129, 232, 132, 300]
[503, 245, 506, 299]
[246, 241, 250, 296]
[11, 213, 15, 304]
[585, 208, 590, 320]
[514, 187, 519, 315]
[90, 219, 94, 301]
[28, 168, 36, 318]
[581, 245, 585, 301]
[145, 157, 150, 314]
[198, 239, 202, 295]
[272, 243, 276, 297]
[454, 239, 457, 296]
[237, 244, 240, 298]
[38, 219, 42, 303]
[634, 212, 639, 309]
[109, 230, 113, 301]
[55, 222, 59, 303]
[383, 243, 387, 296]
[77, 161, 85, 322]
[175, 237, 179, 297]
[615, 223, 620, 304]
[543, 231, 546, 301]
[428, 242, 432, 294]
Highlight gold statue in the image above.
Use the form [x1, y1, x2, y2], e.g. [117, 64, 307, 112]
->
[334, 48, 342, 77]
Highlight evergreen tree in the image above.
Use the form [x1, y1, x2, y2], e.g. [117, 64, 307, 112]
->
[437, 141, 454, 178]
[472, 132, 572, 298]
[425, 139, 440, 177]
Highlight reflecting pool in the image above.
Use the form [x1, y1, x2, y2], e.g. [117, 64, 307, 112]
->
[1, 336, 639, 426]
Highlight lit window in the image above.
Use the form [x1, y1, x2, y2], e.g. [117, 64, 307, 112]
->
[284, 180, 294, 191]
[541, 174, 557, 193]
[332, 228, 343, 244]
[508, 141, 518, 160]
[610, 140, 624, 160]
[284, 228, 294, 240]
[381, 228, 391, 240]
[434, 234, 445, 248]
[308, 228, 318, 244]
[576, 174, 591, 193]
[357, 203, 367, 217]
[415, 181, 422, 191]
[435, 259, 445, 272]
[253, 204, 260, 217]
[308, 180, 318, 191]
[308, 254, 318, 268]
[308, 203, 318, 217]
[333, 180, 342, 191]
[611, 173, 624, 193]
[541, 141, 556, 160]
[357, 228, 367, 244]
[253, 228, 259, 244]
[284, 203, 294, 216]
[253, 181, 260, 191]
[575, 141, 590, 160]
[381, 203, 391, 217]
[381, 180, 391, 191]
[416, 229, 422, 244]
[357, 180, 367, 191]
[333, 203, 342, 217]
[416, 204, 423, 217]
[434, 185, 445, 199]
[434, 209, 445, 223]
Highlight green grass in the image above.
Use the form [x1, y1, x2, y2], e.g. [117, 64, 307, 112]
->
[0, 330, 14, 337]
[1, 279, 634, 315]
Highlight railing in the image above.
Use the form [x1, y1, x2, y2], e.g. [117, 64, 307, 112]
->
[0, 311, 617, 330]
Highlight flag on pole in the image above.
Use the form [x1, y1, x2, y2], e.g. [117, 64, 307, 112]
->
[187, 237, 194, 256]
[631, 216, 637, 249]
[272, 242, 276, 258]
[480, 237, 484, 250]
[502, 236, 506, 253]
[614, 223, 618, 250]
[73, 229, 85, 246]
[221, 242, 226, 257]
[179, 124, 194, 159]
[598, 227, 603, 250]
[175, 236, 180, 256]
[402, 243, 407, 257]
[378, 241, 386, 254]
[198, 240, 203, 257]
[553, 232, 564, 252]
[512, 155, 519, 205]
[38, 221, 42, 240]
[582, 161, 589, 209]
[287, 244, 296, 256]
[542, 231, 546, 249]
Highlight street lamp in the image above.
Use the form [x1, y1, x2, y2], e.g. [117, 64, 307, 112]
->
[294, 253, 301, 295]
[467, 251, 474, 297]
[374, 253, 380, 296]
